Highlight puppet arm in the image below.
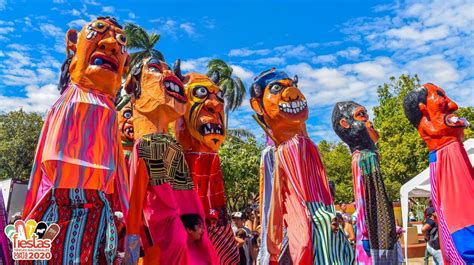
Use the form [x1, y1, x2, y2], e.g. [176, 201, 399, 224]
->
[267, 164, 284, 262]
[124, 158, 148, 265]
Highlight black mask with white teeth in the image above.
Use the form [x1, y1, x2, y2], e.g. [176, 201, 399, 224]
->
[199, 123, 224, 136]
[278, 99, 307, 114]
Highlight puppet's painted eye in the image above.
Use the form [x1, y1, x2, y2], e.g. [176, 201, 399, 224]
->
[91, 21, 108, 33]
[123, 110, 132, 119]
[270, 83, 283, 93]
[116, 33, 127, 46]
[194, 86, 208, 99]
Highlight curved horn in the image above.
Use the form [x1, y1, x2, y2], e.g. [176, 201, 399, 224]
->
[293, 75, 298, 86]
[210, 70, 220, 84]
[173, 59, 185, 81]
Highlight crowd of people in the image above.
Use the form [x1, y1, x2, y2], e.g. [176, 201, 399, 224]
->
[225, 202, 414, 265]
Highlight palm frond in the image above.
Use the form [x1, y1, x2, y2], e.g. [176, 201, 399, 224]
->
[124, 23, 149, 50]
[149, 33, 161, 48]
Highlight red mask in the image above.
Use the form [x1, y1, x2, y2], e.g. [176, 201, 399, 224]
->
[418, 83, 466, 151]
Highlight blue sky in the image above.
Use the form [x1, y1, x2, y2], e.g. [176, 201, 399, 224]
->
[0, 0, 473, 142]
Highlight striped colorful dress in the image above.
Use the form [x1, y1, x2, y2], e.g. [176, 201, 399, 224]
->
[351, 151, 372, 265]
[352, 150, 398, 264]
[429, 140, 474, 264]
[22, 83, 130, 264]
[184, 152, 239, 265]
[267, 135, 354, 265]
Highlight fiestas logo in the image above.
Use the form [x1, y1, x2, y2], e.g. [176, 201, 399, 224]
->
[4, 220, 60, 260]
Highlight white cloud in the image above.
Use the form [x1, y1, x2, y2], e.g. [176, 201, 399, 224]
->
[0, 26, 14, 34]
[241, 57, 285, 66]
[68, 19, 88, 28]
[83, 0, 99, 6]
[274, 45, 315, 58]
[128, 12, 136, 19]
[102, 6, 114, 13]
[39, 23, 63, 37]
[180, 23, 196, 37]
[71, 9, 81, 16]
[0, 83, 58, 113]
[228, 48, 271, 57]
[405, 55, 460, 84]
[0, 50, 60, 87]
[312, 54, 337, 64]
[336, 47, 361, 59]
[230, 65, 253, 81]
[0, 0, 5, 10]
[180, 57, 211, 73]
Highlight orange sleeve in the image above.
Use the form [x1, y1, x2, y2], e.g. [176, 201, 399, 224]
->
[267, 161, 284, 261]
[126, 158, 148, 235]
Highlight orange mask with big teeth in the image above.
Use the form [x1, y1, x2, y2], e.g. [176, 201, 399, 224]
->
[404, 83, 467, 151]
[124, 57, 187, 137]
[175, 70, 226, 152]
[65, 17, 129, 97]
[250, 69, 308, 144]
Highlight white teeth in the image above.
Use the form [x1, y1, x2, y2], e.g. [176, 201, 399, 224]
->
[448, 116, 459, 123]
[165, 82, 170, 88]
[279, 99, 308, 114]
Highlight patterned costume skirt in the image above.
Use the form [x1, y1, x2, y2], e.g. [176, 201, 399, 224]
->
[429, 141, 474, 264]
[208, 224, 240, 265]
[307, 202, 355, 265]
[22, 188, 117, 265]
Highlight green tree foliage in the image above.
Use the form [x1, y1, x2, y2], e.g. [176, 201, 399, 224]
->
[206, 59, 246, 128]
[0, 110, 43, 181]
[456, 107, 474, 139]
[373, 75, 428, 200]
[318, 140, 354, 203]
[219, 134, 263, 212]
[124, 23, 163, 67]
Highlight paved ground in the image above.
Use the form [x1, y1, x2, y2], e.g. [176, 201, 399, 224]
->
[407, 257, 433, 264]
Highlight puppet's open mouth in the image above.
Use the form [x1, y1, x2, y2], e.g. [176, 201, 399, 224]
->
[124, 126, 134, 138]
[199, 123, 224, 136]
[444, 114, 469, 128]
[164, 78, 187, 103]
[278, 99, 307, 114]
[90, 54, 118, 72]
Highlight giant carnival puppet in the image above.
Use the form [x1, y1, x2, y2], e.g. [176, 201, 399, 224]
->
[116, 92, 134, 169]
[174, 65, 240, 265]
[21, 17, 130, 264]
[404, 83, 474, 264]
[123, 56, 218, 265]
[332, 101, 398, 264]
[250, 68, 354, 265]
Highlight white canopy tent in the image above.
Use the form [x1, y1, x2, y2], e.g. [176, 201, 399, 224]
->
[400, 138, 474, 261]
